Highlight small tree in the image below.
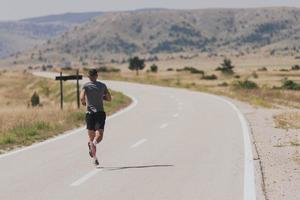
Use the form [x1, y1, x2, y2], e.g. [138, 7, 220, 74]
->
[129, 56, 145, 75]
[216, 58, 235, 75]
[150, 64, 158, 73]
[31, 92, 40, 107]
[291, 65, 300, 71]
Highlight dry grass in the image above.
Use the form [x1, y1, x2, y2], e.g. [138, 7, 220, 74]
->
[273, 112, 300, 130]
[293, 156, 300, 165]
[97, 69, 300, 108]
[0, 71, 131, 152]
[0, 105, 82, 149]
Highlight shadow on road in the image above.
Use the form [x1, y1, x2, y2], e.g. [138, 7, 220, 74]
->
[97, 165, 174, 171]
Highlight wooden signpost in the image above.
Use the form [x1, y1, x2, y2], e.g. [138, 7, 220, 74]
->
[55, 70, 83, 110]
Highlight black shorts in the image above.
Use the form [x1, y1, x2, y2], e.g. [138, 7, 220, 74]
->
[86, 111, 106, 131]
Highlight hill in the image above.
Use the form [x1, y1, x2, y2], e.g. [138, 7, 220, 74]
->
[0, 12, 103, 58]
[6, 7, 300, 66]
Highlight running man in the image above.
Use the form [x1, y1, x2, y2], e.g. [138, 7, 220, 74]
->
[80, 69, 112, 166]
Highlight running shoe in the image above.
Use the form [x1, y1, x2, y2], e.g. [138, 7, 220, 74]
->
[93, 158, 99, 166]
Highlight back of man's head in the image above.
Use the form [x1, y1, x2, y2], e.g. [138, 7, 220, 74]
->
[88, 68, 98, 77]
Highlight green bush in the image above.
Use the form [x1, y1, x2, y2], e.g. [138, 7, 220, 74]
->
[234, 80, 258, 89]
[150, 64, 158, 73]
[96, 66, 120, 73]
[190, 68, 204, 75]
[291, 65, 300, 71]
[202, 74, 218, 80]
[281, 79, 300, 90]
[257, 67, 268, 71]
[31, 92, 40, 107]
[216, 58, 235, 74]
[177, 66, 204, 74]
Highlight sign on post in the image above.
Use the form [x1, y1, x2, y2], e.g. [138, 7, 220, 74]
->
[55, 70, 83, 110]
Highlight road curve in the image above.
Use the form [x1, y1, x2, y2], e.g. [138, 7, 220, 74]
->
[0, 72, 256, 200]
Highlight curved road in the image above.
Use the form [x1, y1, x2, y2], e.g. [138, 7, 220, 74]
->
[0, 72, 256, 200]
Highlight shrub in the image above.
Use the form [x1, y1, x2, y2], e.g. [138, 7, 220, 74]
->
[177, 66, 204, 74]
[150, 64, 158, 73]
[167, 68, 174, 71]
[189, 68, 204, 75]
[291, 65, 300, 71]
[202, 74, 218, 80]
[183, 67, 192, 71]
[234, 80, 258, 89]
[258, 67, 268, 71]
[97, 66, 120, 73]
[281, 79, 300, 90]
[31, 92, 40, 107]
[216, 58, 235, 74]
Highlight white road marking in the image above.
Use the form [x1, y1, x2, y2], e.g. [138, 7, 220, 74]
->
[130, 139, 147, 148]
[70, 169, 103, 187]
[178, 102, 183, 106]
[204, 93, 257, 200]
[69, 96, 140, 187]
[4, 73, 257, 198]
[0, 95, 138, 159]
[160, 123, 169, 129]
[173, 113, 179, 118]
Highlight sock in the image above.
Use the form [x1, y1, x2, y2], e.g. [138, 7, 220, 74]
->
[93, 140, 98, 147]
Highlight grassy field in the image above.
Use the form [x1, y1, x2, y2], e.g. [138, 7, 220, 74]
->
[0, 71, 131, 152]
[73, 55, 300, 108]
[97, 64, 300, 109]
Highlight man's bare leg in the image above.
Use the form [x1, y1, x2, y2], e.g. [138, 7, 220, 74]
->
[88, 130, 96, 158]
[92, 129, 104, 160]
[94, 129, 104, 144]
[88, 130, 96, 143]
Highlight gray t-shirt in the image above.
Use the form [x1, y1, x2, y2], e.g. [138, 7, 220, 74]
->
[82, 81, 108, 113]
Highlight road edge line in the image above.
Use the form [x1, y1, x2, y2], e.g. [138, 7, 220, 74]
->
[208, 94, 257, 200]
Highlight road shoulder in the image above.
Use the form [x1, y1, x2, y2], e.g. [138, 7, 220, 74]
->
[232, 99, 300, 200]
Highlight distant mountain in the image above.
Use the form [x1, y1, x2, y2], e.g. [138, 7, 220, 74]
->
[0, 12, 103, 58]
[22, 12, 103, 24]
[24, 7, 300, 65]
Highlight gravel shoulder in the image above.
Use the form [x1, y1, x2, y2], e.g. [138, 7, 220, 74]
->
[231, 99, 300, 200]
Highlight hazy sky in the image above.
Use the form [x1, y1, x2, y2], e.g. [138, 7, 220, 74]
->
[1, 0, 300, 21]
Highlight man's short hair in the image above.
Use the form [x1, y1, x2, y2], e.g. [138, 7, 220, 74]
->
[88, 68, 98, 77]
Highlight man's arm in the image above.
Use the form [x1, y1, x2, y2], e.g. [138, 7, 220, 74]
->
[103, 88, 112, 102]
[80, 89, 86, 106]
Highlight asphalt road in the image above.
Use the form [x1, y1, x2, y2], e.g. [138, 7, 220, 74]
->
[0, 72, 256, 200]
